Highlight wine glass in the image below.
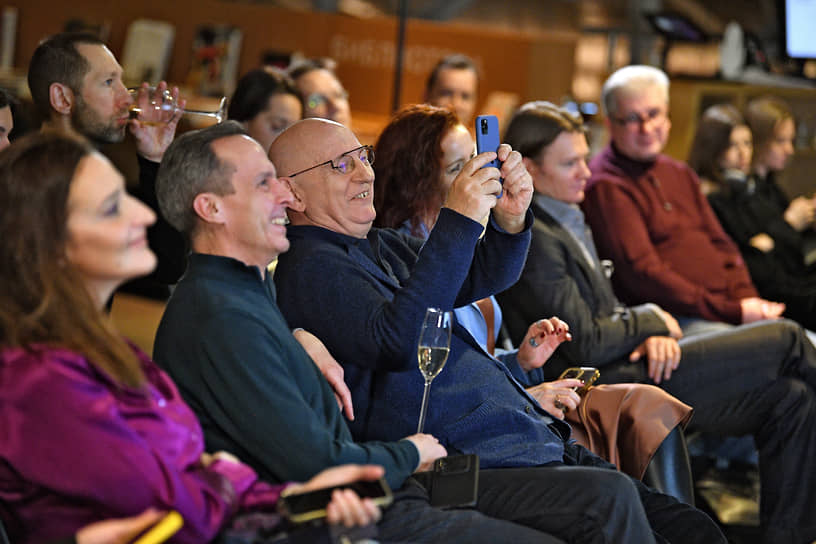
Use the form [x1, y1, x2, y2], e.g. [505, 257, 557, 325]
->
[128, 86, 228, 125]
[416, 308, 452, 433]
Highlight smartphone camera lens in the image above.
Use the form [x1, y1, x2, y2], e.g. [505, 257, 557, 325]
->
[481, 119, 488, 135]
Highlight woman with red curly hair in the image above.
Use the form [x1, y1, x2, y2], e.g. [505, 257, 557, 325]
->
[373, 104, 695, 504]
[374, 104, 464, 236]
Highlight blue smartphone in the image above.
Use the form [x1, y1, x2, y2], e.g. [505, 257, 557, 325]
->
[474, 114, 503, 197]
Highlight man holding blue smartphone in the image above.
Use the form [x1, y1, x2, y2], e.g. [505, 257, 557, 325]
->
[272, 117, 725, 544]
[154, 121, 565, 543]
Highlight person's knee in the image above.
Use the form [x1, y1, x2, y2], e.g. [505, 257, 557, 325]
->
[774, 377, 816, 418]
[757, 378, 816, 448]
[780, 318, 808, 342]
[578, 468, 642, 510]
[745, 318, 797, 341]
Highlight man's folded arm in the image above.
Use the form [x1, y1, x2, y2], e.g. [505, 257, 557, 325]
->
[194, 311, 420, 489]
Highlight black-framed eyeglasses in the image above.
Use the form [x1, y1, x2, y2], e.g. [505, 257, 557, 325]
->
[286, 145, 375, 178]
[611, 108, 667, 130]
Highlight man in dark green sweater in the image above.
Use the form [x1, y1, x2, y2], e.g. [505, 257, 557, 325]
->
[152, 121, 564, 543]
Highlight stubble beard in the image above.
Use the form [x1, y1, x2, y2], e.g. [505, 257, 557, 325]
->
[72, 96, 127, 145]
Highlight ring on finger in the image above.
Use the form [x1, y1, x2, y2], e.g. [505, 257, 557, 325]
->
[529, 337, 539, 348]
[554, 394, 566, 412]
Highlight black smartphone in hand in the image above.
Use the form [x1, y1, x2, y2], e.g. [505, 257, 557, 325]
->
[279, 478, 393, 524]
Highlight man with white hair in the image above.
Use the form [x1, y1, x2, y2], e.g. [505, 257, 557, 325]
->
[500, 100, 816, 544]
[583, 65, 784, 334]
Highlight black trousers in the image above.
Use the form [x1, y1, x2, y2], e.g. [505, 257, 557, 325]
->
[377, 477, 562, 543]
[378, 443, 723, 543]
[599, 319, 816, 544]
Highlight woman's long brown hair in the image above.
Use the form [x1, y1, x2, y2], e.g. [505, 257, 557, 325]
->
[687, 103, 745, 186]
[0, 134, 145, 388]
[373, 104, 460, 235]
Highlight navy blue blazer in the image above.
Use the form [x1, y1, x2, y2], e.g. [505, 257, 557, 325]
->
[276, 208, 573, 469]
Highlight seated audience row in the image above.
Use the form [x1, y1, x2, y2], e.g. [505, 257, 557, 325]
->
[496, 95, 816, 542]
[4, 28, 816, 543]
[0, 134, 383, 543]
[689, 101, 816, 331]
[372, 103, 695, 503]
[151, 121, 560, 542]
[270, 115, 724, 541]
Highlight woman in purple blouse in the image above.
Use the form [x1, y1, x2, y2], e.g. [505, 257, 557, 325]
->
[0, 133, 382, 544]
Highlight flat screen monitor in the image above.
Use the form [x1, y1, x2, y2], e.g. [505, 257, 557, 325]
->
[785, 0, 816, 59]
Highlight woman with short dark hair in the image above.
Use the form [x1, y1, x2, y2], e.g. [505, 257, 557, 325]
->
[229, 68, 302, 153]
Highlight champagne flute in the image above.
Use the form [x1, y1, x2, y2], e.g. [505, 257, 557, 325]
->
[128, 86, 228, 126]
[416, 308, 452, 434]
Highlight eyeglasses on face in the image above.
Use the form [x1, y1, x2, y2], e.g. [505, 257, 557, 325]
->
[286, 145, 375, 178]
[306, 90, 350, 111]
[611, 108, 667, 130]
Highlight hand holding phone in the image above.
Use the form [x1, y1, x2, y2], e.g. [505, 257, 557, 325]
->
[557, 367, 600, 396]
[474, 114, 535, 233]
[474, 115, 503, 198]
[279, 478, 393, 524]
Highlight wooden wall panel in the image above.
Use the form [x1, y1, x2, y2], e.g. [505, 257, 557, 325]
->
[8, 0, 577, 118]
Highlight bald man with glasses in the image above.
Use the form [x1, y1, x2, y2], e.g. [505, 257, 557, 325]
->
[271, 117, 726, 544]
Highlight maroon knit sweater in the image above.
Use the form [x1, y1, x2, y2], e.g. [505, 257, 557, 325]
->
[582, 144, 757, 324]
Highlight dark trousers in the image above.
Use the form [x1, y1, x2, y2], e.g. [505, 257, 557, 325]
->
[378, 443, 723, 544]
[377, 477, 563, 543]
[600, 319, 816, 544]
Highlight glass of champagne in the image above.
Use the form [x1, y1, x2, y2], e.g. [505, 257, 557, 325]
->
[128, 86, 228, 126]
[416, 308, 452, 434]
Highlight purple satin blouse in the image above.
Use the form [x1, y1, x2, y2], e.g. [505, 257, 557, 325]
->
[0, 344, 284, 543]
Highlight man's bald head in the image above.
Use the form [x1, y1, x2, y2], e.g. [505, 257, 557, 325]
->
[270, 118, 376, 239]
[268, 118, 346, 178]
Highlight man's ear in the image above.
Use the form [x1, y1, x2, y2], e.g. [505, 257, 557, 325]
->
[49, 83, 75, 115]
[192, 193, 226, 224]
[282, 177, 306, 213]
